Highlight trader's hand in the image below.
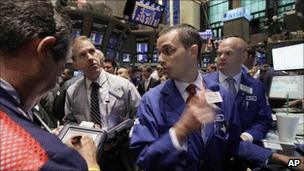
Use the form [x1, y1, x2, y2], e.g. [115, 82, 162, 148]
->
[271, 153, 304, 171]
[174, 88, 215, 142]
[65, 135, 100, 169]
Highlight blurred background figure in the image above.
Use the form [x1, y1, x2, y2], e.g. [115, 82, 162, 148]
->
[207, 63, 217, 73]
[137, 64, 160, 96]
[117, 66, 131, 80]
[104, 58, 117, 74]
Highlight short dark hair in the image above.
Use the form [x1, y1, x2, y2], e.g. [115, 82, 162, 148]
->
[246, 47, 256, 58]
[158, 24, 202, 59]
[140, 64, 152, 73]
[104, 58, 117, 68]
[0, 0, 72, 62]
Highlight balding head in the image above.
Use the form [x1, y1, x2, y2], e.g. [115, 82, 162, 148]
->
[217, 37, 248, 76]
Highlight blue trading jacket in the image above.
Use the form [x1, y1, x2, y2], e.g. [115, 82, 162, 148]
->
[204, 71, 273, 141]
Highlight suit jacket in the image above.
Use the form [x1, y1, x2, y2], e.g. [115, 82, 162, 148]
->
[64, 71, 141, 130]
[137, 77, 160, 96]
[204, 71, 273, 141]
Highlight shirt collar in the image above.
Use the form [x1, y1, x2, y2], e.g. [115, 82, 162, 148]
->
[174, 72, 203, 96]
[0, 78, 21, 105]
[85, 70, 105, 89]
[219, 71, 242, 85]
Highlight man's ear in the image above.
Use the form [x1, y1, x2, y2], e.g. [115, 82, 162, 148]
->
[36, 36, 56, 60]
[190, 44, 199, 59]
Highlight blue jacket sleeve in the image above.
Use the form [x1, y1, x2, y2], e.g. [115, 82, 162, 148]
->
[129, 96, 187, 171]
[245, 83, 273, 141]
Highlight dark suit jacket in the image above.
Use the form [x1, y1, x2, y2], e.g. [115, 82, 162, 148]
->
[137, 77, 160, 96]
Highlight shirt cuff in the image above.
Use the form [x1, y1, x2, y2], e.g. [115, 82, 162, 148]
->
[241, 132, 254, 142]
[169, 127, 187, 152]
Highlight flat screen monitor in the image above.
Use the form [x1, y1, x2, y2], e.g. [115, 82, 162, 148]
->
[106, 48, 117, 59]
[256, 51, 267, 65]
[108, 30, 122, 49]
[137, 43, 148, 53]
[68, 13, 83, 38]
[269, 75, 304, 99]
[201, 52, 211, 68]
[130, 0, 164, 27]
[152, 53, 158, 63]
[137, 54, 148, 63]
[122, 53, 131, 63]
[90, 18, 108, 47]
[272, 43, 304, 71]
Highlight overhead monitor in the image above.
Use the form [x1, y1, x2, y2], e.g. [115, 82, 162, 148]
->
[272, 43, 304, 71]
[137, 43, 148, 53]
[68, 13, 83, 38]
[137, 53, 148, 63]
[130, 0, 164, 27]
[201, 52, 212, 68]
[108, 28, 123, 49]
[122, 53, 131, 63]
[269, 75, 304, 99]
[256, 51, 267, 65]
[106, 48, 117, 59]
[90, 18, 108, 48]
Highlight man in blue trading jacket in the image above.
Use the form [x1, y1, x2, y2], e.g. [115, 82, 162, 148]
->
[205, 37, 273, 142]
[129, 25, 303, 171]
[0, 1, 99, 170]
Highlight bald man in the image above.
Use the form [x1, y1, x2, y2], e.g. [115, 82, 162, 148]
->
[205, 37, 272, 143]
[204, 37, 273, 170]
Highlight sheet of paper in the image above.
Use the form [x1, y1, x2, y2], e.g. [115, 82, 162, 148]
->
[263, 141, 283, 150]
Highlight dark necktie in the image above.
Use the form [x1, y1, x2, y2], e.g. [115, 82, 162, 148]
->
[226, 77, 236, 98]
[186, 84, 196, 103]
[90, 82, 101, 125]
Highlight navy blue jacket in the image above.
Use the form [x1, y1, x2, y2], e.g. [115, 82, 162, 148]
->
[0, 87, 87, 171]
[204, 71, 273, 141]
[130, 74, 272, 171]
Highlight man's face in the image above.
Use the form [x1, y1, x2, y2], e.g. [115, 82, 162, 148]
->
[73, 40, 101, 77]
[117, 68, 129, 79]
[141, 68, 151, 80]
[104, 62, 115, 74]
[157, 30, 193, 81]
[217, 39, 244, 76]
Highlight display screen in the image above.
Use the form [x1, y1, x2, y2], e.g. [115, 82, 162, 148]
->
[122, 53, 131, 63]
[69, 13, 83, 38]
[108, 32, 120, 49]
[130, 0, 164, 27]
[269, 75, 304, 99]
[137, 43, 148, 53]
[90, 18, 108, 47]
[272, 43, 304, 71]
[256, 51, 266, 65]
[201, 52, 212, 68]
[106, 48, 117, 59]
[137, 54, 148, 63]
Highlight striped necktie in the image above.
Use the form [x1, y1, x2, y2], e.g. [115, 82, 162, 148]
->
[90, 82, 101, 125]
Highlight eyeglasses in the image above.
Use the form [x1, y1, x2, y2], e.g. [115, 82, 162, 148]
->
[157, 45, 178, 56]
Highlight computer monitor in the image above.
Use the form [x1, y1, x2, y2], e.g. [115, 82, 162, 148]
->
[272, 43, 304, 71]
[269, 75, 304, 99]
[122, 53, 131, 63]
[137, 43, 148, 53]
[90, 18, 108, 47]
[68, 13, 83, 38]
[137, 54, 148, 63]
